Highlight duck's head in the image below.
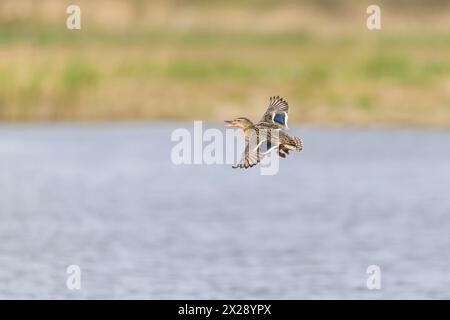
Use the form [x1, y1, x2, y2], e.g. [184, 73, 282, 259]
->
[224, 117, 253, 130]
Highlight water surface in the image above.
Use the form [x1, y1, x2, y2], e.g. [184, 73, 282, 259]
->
[0, 123, 449, 299]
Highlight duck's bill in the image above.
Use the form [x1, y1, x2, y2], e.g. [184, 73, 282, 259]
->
[224, 120, 235, 127]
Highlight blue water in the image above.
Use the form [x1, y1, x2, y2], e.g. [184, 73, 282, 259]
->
[0, 123, 449, 299]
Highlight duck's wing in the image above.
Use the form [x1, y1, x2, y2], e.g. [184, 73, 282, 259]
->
[232, 139, 276, 169]
[259, 96, 289, 129]
[233, 143, 262, 169]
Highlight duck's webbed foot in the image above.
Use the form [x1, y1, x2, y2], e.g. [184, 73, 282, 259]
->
[278, 146, 289, 158]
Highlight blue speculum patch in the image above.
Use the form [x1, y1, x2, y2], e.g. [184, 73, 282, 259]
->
[273, 113, 286, 125]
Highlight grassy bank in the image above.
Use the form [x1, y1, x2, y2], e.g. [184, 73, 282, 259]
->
[1, 0, 450, 126]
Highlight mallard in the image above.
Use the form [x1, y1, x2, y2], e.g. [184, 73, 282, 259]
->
[224, 96, 303, 169]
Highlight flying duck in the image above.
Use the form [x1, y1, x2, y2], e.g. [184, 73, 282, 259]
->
[224, 96, 303, 169]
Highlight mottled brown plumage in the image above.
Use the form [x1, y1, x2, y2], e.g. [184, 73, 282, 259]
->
[224, 96, 303, 169]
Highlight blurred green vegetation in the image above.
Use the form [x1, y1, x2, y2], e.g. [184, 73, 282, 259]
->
[1, 0, 450, 126]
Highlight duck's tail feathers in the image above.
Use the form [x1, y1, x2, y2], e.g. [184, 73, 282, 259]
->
[291, 136, 303, 152]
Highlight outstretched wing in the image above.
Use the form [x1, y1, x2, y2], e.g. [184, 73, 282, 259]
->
[232, 139, 276, 169]
[233, 143, 263, 169]
[259, 96, 289, 129]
